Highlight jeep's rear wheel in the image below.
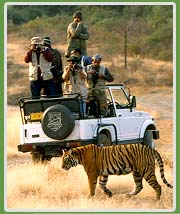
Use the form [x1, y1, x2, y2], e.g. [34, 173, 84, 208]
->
[32, 151, 43, 163]
[98, 133, 111, 146]
[32, 151, 52, 164]
[41, 104, 75, 140]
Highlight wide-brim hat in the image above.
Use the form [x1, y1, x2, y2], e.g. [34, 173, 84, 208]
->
[28, 37, 42, 47]
[43, 37, 51, 47]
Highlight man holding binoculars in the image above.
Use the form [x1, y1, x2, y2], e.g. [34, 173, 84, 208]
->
[24, 37, 58, 98]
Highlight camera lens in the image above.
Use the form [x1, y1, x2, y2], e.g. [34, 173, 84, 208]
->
[36, 45, 42, 52]
[73, 64, 79, 69]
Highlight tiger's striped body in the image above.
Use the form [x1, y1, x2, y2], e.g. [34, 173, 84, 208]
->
[62, 144, 173, 200]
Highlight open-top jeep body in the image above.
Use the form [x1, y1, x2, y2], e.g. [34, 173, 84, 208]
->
[18, 84, 159, 162]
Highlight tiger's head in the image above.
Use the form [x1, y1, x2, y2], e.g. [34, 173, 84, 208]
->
[62, 149, 79, 170]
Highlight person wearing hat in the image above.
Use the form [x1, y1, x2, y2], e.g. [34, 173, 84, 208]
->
[86, 54, 114, 116]
[43, 37, 63, 96]
[24, 36, 58, 98]
[66, 11, 89, 57]
[70, 48, 92, 68]
[62, 56, 88, 115]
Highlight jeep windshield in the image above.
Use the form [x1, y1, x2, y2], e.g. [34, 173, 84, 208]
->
[106, 85, 131, 110]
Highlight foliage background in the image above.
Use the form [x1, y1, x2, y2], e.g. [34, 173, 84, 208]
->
[7, 4, 173, 61]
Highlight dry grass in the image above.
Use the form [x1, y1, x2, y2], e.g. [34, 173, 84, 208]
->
[6, 158, 174, 211]
[6, 106, 21, 157]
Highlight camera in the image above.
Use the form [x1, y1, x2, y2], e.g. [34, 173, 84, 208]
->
[91, 67, 99, 86]
[71, 62, 82, 76]
[72, 64, 80, 76]
[92, 71, 99, 86]
[35, 44, 42, 52]
[73, 63, 81, 70]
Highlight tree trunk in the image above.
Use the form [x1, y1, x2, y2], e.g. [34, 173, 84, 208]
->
[124, 35, 127, 68]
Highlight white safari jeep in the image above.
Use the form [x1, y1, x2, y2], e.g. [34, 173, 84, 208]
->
[18, 84, 159, 162]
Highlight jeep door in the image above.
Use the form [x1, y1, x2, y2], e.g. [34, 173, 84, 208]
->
[109, 86, 144, 142]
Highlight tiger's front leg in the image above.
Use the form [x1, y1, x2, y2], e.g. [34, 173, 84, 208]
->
[99, 175, 112, 197]
[126, 171, 143, 197]
[87, 174, 99, 197]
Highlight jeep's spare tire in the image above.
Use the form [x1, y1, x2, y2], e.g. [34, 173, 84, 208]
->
[41, 104, 75, 140]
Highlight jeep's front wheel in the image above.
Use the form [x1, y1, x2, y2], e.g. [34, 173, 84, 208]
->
[98, 133, 111, 146]
[143, 130, 154, 148]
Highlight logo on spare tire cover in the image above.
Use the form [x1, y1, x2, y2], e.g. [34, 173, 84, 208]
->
[47, 112, 62, 131]
[41, 104, 75, 140]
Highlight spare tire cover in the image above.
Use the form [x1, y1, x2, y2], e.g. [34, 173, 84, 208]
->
[41, 104, 75, 140]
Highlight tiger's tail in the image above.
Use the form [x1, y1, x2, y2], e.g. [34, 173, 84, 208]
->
[154, 150, 173, 189]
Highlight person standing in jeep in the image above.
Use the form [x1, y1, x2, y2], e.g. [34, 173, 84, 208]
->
[43, 37, 63, 96]
[66, 11, 89, 57]
[24, 37, 58, 98]
[86, 54, 114, 116]
[62, 56, 88, 115]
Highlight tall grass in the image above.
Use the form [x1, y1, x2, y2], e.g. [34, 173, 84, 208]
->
[7, 106, 22, 157]
[108, 57, 173, 87]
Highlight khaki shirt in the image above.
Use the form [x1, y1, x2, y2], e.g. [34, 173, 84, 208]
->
[63, 65, 88, 100]
[86, 65, 113, 90]
[67, 21, 89, 56]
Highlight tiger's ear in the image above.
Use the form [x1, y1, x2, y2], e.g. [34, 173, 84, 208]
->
[62, 149, 67, 155]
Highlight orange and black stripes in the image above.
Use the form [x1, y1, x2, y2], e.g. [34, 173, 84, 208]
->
[62, 143, 173, 199]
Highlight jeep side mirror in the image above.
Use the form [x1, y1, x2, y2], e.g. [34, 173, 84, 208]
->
[129, 95, 136, 108]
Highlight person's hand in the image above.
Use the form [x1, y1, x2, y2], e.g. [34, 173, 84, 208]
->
[98, 73, 105, 79]
[68, 62, 73, 69]
[29, 44, 36, 51]
[88, 70, 96, 75]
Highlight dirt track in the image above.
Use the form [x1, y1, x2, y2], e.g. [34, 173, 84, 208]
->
[136, 89, 173, 120]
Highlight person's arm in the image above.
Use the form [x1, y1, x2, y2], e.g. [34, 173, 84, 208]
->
[62, 66, 71, 81]
[70, 22, 89, 40]
[79, 68, 87, 79]
[42, 47, 53, 62]
[24, 50, 32, 63]
[103, 68, 114, 82]
[79, 25, 90, 40]
[57, 51, 63, 71]
[68, 22, 78, 38]
[99, 67, 114, 82]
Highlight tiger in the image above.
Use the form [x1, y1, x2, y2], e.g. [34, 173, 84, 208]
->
[62, 143, 173, 200]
